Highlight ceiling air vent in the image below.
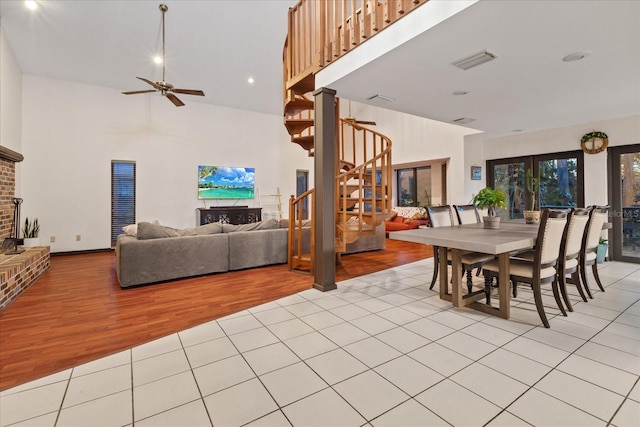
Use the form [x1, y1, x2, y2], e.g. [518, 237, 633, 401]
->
[367, 94, 394, 102]
[452, 117, 476, 124]
[452, 50, 497, 70]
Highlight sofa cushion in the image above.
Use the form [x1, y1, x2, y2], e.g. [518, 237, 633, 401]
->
[223, 219, 281, 233]
[137, 222, 180, 240]
[179, 222, 224, 236]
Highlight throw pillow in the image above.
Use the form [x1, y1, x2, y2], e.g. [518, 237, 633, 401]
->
[387, 212, 398, 221]
[122, 224, 137, 236]
[137, 222, 180, 240]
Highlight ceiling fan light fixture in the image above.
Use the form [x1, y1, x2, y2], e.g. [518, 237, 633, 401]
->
[452, 50, 497, 70]
[122, 3, 204, 106]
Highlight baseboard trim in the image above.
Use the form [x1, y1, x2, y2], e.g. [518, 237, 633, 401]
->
[51, 248, 114, 257]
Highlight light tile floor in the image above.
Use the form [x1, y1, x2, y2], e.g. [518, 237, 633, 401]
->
[1, 260, 638, 426]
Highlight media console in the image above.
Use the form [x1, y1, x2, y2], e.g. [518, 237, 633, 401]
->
[197, 206, 262, 225]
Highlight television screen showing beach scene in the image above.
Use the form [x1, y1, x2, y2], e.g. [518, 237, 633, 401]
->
[198, 166, 255, 199]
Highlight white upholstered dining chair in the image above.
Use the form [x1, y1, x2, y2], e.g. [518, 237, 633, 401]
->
[557, 207, 590, 310]
[454, 204, 480, 225]
[578, 205, 610, 298]
[482, 209, 568, 328]
[428, 205, 494, 293]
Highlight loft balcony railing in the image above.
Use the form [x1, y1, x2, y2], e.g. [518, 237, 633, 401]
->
[284, 0, 427, 93]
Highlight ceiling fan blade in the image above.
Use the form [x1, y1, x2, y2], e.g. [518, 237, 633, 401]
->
[122, 89, 157, 95]
[166, 93, 185, 107]
[172, 89, 205, 96]
[136, 77, 159, 89]
[356, 120, 377, 125]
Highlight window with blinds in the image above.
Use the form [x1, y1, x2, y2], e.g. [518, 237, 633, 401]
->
[111, 161, 136, 246]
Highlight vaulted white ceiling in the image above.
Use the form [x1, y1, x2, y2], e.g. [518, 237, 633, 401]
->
[1, 0, 639, 138]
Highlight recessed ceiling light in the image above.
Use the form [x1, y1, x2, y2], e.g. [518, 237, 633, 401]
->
[452, 90, 469, 96]
[562, 51, 591, 62]
[24, 1, 38, 10]
[247, 77, 255, 84]
[452, 50, 497, 71]
[153, 56, 163, 64]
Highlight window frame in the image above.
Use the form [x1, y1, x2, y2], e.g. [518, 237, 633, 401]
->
[111, 160, 136, 247]
[487, 150, 584, 218]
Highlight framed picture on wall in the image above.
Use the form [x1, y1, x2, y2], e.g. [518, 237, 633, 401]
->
[471, 166, 482, 180]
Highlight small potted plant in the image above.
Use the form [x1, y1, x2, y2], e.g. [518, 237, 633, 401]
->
[472, 187, 507, 229]
[22, 217, 41, 247]
[524, 168, 540, 224]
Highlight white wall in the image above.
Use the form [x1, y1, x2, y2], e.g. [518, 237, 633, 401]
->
[347, 100, 480, 205]
[465, 115, 640, 205]
[0, 26, 22, 153]
[0, 25, 23, 195]
[21, 75, 313, 252]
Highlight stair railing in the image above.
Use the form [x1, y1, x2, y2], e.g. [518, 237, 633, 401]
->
[288, 190, 315, 274]
[284, 0, 427, 93]
[335, 118, 392, 251]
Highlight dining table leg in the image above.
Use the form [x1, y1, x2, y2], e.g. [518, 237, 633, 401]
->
[497, 252, 511, 319]
[438, 246, 449, 299]
[450, 249, 463, 307]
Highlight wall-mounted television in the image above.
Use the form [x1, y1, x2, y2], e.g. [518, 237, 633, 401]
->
[198, 166, 255, 199]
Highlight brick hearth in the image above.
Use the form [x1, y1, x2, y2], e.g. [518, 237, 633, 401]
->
[0, 246, 51, 311]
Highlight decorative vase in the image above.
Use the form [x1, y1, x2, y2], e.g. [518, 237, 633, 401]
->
[22, 237, 41, 247]
[596, 243, 608, 263]
[483, 216, 500, 230]
[524, 210, 541, 224]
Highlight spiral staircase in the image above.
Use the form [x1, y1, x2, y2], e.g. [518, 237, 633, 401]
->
[282, 0, 427, 274]
[284, 75, 392, 274]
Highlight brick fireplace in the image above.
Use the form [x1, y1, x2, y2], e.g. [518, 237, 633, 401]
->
[0, 146, 51, 311]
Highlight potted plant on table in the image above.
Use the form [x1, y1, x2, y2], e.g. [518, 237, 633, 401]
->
[472, 187, 507, 229]
[524, 168, 541, 224]
[22, 217, 40, 247]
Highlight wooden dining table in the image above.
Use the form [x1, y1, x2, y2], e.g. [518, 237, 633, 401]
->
[389, 221, 539, 319]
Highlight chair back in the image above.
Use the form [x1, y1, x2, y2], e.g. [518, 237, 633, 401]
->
[455, 205, 480, 224]
[427, 206, 454, 228]
[537, 209, 568, 268]
[563, 208, 590, 260]
[583, 206, 609, 252]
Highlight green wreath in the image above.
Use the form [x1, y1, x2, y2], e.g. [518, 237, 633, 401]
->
[581, 131, 608, 144]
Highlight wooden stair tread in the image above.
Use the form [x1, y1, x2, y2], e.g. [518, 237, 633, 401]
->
[284, 96, 314, 116]
[284, 119, 314, 136]
[340, 160, 355, 171]
[292, 135, 314, 151]
[287, 72, 315, 95]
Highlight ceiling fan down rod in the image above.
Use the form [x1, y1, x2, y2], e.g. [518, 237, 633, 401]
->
[160, 4, 168, 83]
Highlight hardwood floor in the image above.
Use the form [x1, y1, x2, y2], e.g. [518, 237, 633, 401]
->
[0, 239, 432, 391]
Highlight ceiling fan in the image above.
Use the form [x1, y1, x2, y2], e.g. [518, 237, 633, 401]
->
[344, 100, 376, 125]
[122, 4, 204, 107]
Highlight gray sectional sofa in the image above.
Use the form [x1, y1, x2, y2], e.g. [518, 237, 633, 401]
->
[115, 220, 287, 287]
[115, 218, 385, 288]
